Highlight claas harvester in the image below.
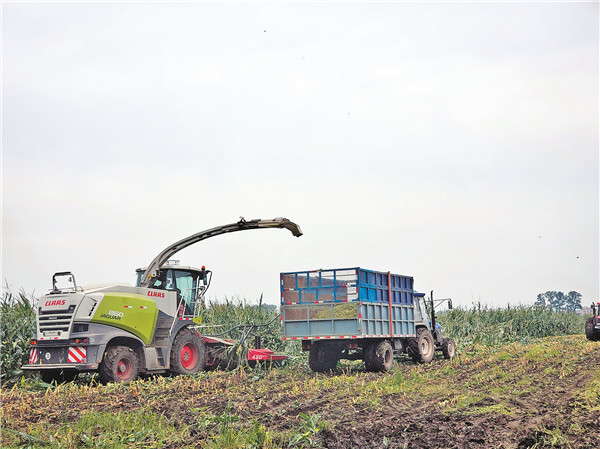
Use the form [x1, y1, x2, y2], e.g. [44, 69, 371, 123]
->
[22, 218, 302, 383]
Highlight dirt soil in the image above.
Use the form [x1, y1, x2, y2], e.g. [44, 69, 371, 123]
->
[2, 335, 599, 448]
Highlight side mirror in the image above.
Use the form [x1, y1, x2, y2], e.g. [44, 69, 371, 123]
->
[199, 268, 208, 286]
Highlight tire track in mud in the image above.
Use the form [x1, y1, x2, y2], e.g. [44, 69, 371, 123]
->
[317, 350, 600, 448]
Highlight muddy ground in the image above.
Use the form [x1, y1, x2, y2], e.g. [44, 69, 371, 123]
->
[2, 336, 599, 448]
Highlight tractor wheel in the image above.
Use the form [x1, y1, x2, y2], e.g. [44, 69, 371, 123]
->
[170, 328, 206, 375]
[369, 340, 394, 372]
[40, 369, 77, 384]
[441, 338, 456, 359]
[408, 328, 435, 364]
[308, 342, 338, 373]
[585, 318, 599, 341]
[99, 346, 140, 383]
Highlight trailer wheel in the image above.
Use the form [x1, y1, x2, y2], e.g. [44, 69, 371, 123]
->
[99, 345, 140, 383]
[40, 369, 77, 384]
[363, 343, 376, 371]
[308, 342, 338, 373]
[585, 318, 599, 341]
[369, 340, 394, 372]
[170, 328, 206, 375]
[408, 328, 435, 363]
[441, 337, 456, 359]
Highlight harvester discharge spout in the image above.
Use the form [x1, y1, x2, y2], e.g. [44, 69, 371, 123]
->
[139, 217, 302, 287]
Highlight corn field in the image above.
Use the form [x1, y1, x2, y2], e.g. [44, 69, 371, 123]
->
[437, 302, 587, 348]
[0, 286, 589, 386]
[0, 285, 36, 386]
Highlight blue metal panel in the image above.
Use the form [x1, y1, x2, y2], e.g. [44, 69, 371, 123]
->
[280, 266, 415, 339]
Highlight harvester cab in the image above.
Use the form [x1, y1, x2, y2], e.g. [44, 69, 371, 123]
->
[135, 261, 212, 319]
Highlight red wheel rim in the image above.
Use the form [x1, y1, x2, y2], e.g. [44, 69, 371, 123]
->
[116, 358, 132, 380]
[180, 343, 198, 369]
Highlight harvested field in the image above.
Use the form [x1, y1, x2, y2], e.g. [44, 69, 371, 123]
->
[1, 335, 599, 448]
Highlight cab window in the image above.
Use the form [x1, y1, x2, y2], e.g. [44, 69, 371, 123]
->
[174, 270, 197, 307]
[150, 269, 175, 290]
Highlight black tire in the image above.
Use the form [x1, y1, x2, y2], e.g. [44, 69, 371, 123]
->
[308, 342, 338, 373]
[369, 340, 394, 372]
[408, 328, 435, 364]
[441, 337, 456, 359]
[170, 328, 206, 375]
[40, 369, 77, 384]
[99, 345, 140, 383]
[585, 318, 599, 341]
[363, 342, 376, 372]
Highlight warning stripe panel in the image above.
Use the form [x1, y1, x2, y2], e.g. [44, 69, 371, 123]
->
[29, 348, 39, 364]
[68, 346, 86, 363]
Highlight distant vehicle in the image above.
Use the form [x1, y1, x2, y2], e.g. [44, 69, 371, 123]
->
[280, 267, 455, 372]
[585, 302, 600, 341]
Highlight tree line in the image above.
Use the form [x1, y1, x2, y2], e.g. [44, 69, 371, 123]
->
[534, 291, 582, 313]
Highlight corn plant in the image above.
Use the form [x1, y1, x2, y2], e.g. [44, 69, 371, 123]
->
[1, 284, 36, 386]
[197, 295, 300, 357]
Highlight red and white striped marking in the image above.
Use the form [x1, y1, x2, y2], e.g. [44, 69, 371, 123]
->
[29, 348, 38, 364]
[68, 347, 86, 363]
[282, 334, 416, 341]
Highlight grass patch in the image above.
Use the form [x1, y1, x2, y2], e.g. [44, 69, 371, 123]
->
[2, 409, 188, 448]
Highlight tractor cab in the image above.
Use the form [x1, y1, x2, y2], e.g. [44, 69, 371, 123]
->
[135, 260, 211, 318]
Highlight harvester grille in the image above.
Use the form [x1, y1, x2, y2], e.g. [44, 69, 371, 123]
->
[38, 309, 74, 334]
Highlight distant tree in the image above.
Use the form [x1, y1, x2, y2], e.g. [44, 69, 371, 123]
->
[535, 293, 550, 308]
[535, 291, 582, 313]
[565, 291, 582, 312]
[552, 292, 566, 311]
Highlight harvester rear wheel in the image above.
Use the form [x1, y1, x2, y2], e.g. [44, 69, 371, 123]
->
[585, 318, 599, 341]
[308, 342, 338, 373]
[441, 338, 456, 359]
[99, 345, 140, 383]
[408, 328, 435, 364]
[170, 328, 206, 375]
[369, 340, 394, 372]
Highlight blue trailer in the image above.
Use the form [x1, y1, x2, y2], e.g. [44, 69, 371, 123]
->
[280, 267, 455, 372]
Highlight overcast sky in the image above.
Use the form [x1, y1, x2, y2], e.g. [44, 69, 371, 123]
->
[2, 1, 598, 308]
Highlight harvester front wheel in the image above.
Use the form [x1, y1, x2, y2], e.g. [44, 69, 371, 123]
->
[408, 328, 435, 364]
[99, 345, 140, 383]
[170, 328, 206, 375]
[308, 342, 338, 373]
[441, 337, 456, 359]
[585, 318, 599, 341]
